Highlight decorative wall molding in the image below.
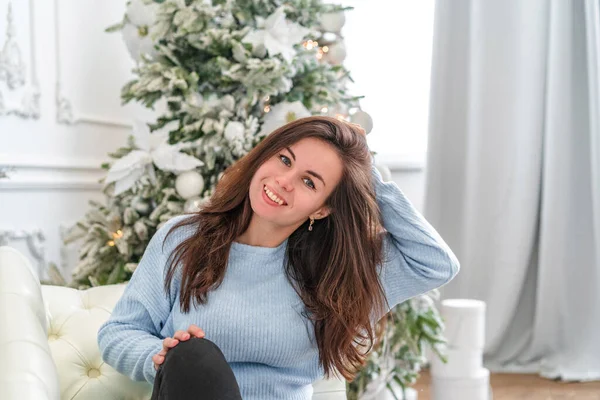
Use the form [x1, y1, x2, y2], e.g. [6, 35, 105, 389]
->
[53, 0, 131, 129]
[0, 227, 46, 277]
[0, 224, 75, 281]
[0, 154, 105, 190]
[0, 178, 103, 190]
[0, 0, 41, 119]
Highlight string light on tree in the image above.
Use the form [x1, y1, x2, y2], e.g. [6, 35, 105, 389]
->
[317, 45, 329, 60]
[302, 39, 318, 50]
[107, 229, 123, 247]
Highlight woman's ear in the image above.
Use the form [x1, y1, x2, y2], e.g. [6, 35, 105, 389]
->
[312, 206, 333, 220]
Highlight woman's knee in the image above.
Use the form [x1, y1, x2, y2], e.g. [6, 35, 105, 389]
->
[154, 337, 241, 399]
[163, 337, 227, 370]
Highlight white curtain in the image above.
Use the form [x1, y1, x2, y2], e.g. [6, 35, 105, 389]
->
[424, 0, 600, 380]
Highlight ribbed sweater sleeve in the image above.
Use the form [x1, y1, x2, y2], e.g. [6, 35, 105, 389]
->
[371, 164, 460, 321]
[97, 216, 185, 385]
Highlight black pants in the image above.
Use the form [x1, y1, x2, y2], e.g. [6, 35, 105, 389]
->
[151, 337, 243, 400]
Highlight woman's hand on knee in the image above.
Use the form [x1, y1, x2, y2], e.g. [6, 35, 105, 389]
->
[152, 324, 205, 370]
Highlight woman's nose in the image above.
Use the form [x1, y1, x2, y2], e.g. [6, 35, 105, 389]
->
[275, 174, 293, 192]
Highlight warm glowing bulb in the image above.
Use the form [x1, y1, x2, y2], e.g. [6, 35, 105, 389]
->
[322, 46, 329, 53]
[264, 95, 270, 101]
[264, 105, 271, 113]
[112, 230, 123, 239]
[321, 107, 329, 113]
[107, 240, 115, 247]
[304, 40, 317, 50]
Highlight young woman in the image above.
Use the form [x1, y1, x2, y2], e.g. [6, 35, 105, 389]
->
[98, 116, 460, 399]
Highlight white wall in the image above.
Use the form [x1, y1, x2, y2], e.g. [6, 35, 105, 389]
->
[0, 0, 147, 280]
[0, 0, 428, 281]
[390, 169, 426, 213]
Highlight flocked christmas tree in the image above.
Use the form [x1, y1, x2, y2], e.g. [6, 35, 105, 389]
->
[49, 1, 448, 398]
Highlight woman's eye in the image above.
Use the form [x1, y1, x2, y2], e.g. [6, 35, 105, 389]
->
[279, 154, 291, 166]
[304, 178, 315, 189]
[279, 154, 315, 190]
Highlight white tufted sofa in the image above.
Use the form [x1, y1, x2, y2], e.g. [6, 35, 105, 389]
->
[0, 246, 347, 400]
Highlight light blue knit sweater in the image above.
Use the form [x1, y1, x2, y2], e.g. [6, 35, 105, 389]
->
[97, 165, 460, 399]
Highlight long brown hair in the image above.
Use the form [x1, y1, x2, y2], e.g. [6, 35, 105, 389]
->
[163, 115, 389, 380]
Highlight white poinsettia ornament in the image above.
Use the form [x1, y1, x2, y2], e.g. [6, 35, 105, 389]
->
[224, 121, 245, 143]
[121, 0, 159, 63]
[105, 121, 204, 195]
[242, 6, 311, 62]
[258, 101, 311, 137]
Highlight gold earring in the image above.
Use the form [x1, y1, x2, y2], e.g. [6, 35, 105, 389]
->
[308, 217, 314, 231]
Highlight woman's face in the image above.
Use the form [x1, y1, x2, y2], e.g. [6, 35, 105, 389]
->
[248, 137, 344, 229]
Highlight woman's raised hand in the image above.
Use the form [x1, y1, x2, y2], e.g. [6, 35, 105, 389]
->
[152, 324, 205, 370]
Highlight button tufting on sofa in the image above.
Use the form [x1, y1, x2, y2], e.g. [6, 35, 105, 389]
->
[87, 368, 101, 378]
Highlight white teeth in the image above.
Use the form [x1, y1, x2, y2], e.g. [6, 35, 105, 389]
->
[264, 186, 284, 205]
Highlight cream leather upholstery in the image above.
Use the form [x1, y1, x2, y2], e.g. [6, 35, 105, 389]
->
[0, 246, 347, 399]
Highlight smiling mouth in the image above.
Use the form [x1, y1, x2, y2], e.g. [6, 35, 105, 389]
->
[263, 185, 287, 206]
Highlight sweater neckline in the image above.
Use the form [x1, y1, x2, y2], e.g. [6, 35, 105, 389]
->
[230, 238, 288, 255]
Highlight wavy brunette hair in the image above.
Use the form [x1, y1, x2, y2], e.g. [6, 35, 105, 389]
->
[163, 115, 389, 380]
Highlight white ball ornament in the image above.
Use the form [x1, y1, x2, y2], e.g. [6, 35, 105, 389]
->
[175, 171, 205, 200]
[350, 110, 374, 134]
[319, 11, 346, 33]
[326, 42, 347, 65]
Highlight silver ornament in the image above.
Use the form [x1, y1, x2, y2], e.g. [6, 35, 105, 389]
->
[325, 41, 347, 65]
[350, 110, 374, 134]
[319, 11, 346, 33]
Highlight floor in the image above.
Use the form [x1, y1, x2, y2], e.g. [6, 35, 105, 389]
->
[412, 369, 600, 400]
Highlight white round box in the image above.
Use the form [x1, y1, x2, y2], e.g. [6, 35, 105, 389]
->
[430, 347, 483, 379]
[441, 299, 486, 350]
[431, 368, 490, 400]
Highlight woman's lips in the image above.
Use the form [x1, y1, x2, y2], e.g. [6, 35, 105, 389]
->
[263, 185, 288, 206]
[263, 188, 283, 206]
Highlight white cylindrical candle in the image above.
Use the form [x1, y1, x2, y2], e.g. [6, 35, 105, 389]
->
[440, 299, 486, 350]
[430, 348, 483, 378]
[431, 368, 490, 400]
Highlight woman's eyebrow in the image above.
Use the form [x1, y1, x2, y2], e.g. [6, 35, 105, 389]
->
[284, 146, 326, 187]
[285, 146, 296, 161]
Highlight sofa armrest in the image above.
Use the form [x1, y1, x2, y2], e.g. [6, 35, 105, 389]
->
[0, 246, 60, 400]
